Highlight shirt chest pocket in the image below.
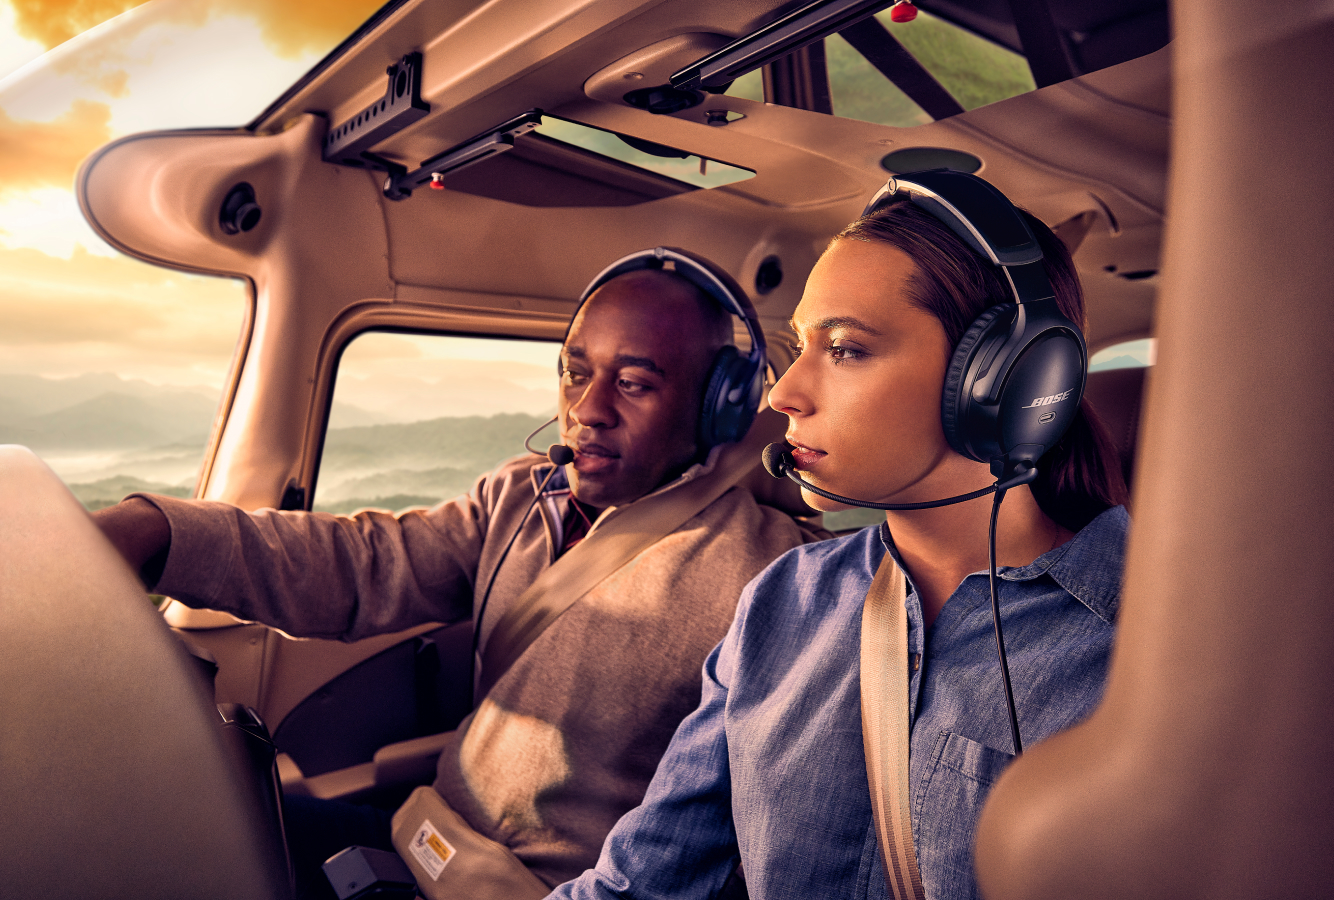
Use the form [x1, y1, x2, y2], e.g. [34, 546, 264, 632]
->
[913, 732, 1015, 900]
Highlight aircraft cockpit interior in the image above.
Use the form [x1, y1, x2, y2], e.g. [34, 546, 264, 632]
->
[1, 0, 1331, 896]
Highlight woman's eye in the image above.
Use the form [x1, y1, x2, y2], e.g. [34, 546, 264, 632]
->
[828, 343, 864, 364]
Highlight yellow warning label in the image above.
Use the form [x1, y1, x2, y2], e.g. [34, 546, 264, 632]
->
[408, 819, 456, 881]
[425, 832, 454, 863]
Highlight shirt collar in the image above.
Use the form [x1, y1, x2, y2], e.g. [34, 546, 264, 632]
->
[529, 460, 572, 497]
[1009, 505, 1129, 623]
[879, 504, 1129, 625]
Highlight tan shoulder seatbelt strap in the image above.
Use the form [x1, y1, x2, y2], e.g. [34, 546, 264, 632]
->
[476, 408, 786, 698]
[862, 552, 927, 900]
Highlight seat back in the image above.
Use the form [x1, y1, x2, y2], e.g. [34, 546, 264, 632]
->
[1084, 365, 1149, 493]
[0, 445, 290, 899]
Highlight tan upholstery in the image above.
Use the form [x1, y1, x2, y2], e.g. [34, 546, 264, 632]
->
[0, 446, 290, 899]
[1083, 365, 1148, 490]
[975, 1, 1334, 896]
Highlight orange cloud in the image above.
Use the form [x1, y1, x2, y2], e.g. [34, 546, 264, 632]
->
[9, 0, 149, 50]
[224, 0, 385, 59]
[0, 243, 245, 357]
[0, 98, 113, 197]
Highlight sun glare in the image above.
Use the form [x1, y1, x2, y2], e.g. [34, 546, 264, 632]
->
[0, 0, 384, 492]
[0, 0, 382, 375]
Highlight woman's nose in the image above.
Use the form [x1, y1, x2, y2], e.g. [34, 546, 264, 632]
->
[768, 358, 810, 417]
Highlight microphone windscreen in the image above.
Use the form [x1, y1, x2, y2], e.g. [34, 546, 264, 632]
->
[547, 444, 575, 466]
[761, 442, 794, 480]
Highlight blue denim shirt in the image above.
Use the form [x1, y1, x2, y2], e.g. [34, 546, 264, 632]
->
[549, 506, 1128, 900]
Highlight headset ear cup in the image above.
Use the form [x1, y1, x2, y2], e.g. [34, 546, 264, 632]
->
[941, 304, 1013, 460]
[699, 345, 760, 448]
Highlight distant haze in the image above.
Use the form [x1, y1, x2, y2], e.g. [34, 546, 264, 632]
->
[0, 371, 559, 513]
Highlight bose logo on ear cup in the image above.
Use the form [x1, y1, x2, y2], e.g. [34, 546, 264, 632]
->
[1020, 389, 1075, 409]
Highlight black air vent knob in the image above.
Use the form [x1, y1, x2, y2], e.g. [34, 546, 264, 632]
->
[219, 182, 262, 235]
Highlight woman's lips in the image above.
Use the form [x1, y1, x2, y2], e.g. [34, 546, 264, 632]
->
[787, 443, 826, 470]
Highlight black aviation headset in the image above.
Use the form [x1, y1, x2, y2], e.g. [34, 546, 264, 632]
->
[564, 246, 768, 450]
[764, 170, 1089, 754]
[765, 170, 1088, 504]
[868, 169, 1088, 486]
[477, 247, 766, 703]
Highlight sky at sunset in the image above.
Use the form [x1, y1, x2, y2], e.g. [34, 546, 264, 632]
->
[0, 0, 385, 388]
[1, 1, 1146, 396]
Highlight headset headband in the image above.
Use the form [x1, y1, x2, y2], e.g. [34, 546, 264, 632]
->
[573, 246, 766, 366]
[863, 170, 1055, 307]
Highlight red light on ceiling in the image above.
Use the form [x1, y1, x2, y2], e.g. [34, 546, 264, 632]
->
[889, 0, 918, 22]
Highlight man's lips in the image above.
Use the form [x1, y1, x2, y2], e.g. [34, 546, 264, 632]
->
[571, 442, 620, 472]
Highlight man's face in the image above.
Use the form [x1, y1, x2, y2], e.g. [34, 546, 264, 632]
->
[558, 271, 718, 509]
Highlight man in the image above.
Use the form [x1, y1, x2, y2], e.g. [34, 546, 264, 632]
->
[94, 253, 823, 898]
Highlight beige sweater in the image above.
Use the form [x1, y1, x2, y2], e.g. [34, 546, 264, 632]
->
[144, 450, 821, 886]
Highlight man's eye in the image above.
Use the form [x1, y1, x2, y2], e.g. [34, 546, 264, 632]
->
[618, 379, 649, 394]
[563, 369, 589, 385]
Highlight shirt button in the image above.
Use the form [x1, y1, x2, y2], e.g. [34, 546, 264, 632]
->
[910, 653, 921, 673]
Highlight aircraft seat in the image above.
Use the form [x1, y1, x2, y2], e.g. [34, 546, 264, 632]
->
[0, 445, 291, 899]
[1083, 364, 1148, 492]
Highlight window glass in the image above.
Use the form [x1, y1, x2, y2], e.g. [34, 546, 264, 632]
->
[1, 0, 385, 512]
[822, 505, 885, 534]
[316, 332, 561, 515]
[726, 69, 765, 103]
[828, 9, 1036, 127]
[535, 116, 756, 189]
[1089, 338, 1156, 372]
[827, 31, 931, 127]
[2, 270, 247, 511]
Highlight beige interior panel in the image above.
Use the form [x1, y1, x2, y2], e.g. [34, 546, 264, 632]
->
[975, 1, 1334, 896]
[0, 447, 288, 899]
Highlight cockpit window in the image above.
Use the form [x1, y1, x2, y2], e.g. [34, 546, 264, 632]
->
[826, 9, 1035, 127]
[0, 0, 386, 511]
[316, 332, 560, 515]
[1090, 338, 1156, 372]
[534, 116, 756, 190]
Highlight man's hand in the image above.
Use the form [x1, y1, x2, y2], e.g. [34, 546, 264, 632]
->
[92, 497, 171, 585]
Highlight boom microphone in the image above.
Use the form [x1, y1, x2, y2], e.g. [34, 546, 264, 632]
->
[763, 442, 997, 510]
[523, 415, 575, 466]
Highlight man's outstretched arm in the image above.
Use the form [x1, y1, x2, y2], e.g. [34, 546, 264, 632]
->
[92, 496, 171, 586]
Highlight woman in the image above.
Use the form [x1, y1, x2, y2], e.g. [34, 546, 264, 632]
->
[547, 179, 1129, 900]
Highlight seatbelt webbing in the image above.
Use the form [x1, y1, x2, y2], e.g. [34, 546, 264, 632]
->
[476, 407, 786, 698]
[861, 552, 927, 900]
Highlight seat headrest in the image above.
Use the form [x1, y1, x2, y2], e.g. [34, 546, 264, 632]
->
[1083, 366, 1149, 492]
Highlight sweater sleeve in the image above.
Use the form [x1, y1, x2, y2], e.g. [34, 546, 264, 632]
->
[136, 470, 507, 641]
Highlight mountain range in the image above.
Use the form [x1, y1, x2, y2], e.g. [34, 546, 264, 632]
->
[0, 373, 217, 450]
[0, 373, 550, 513]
